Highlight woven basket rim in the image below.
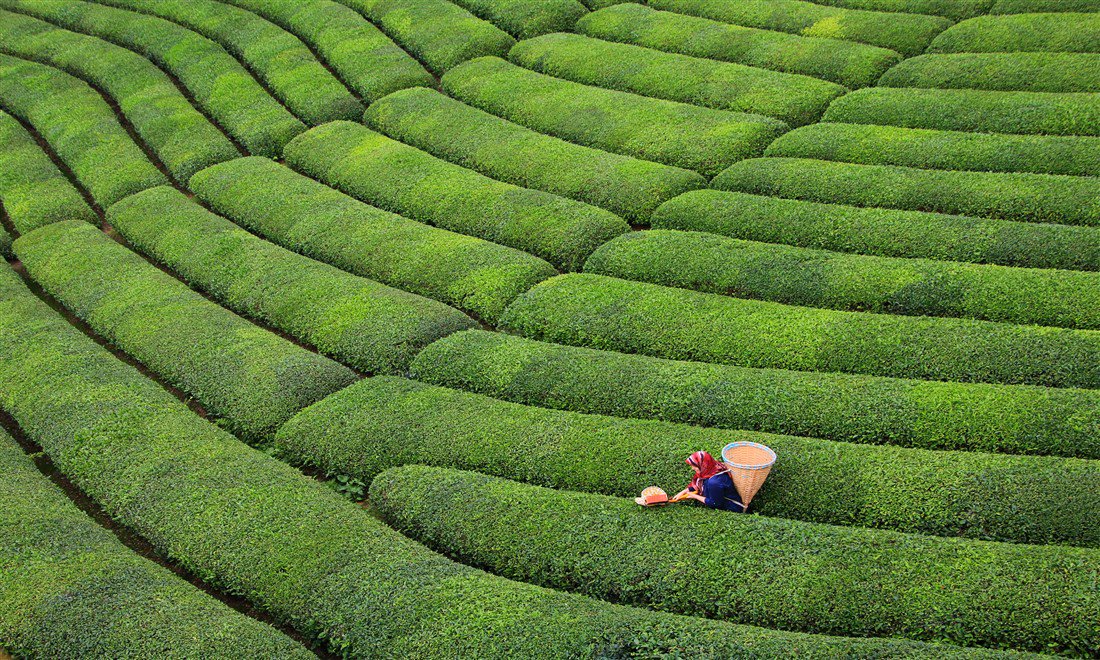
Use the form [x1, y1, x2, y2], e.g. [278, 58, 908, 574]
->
[721, 441, 777, 470]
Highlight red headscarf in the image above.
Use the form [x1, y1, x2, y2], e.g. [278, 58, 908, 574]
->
[686, 451, 727, 493]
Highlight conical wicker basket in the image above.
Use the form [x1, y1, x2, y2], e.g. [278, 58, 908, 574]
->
[721, 441, 776, 511]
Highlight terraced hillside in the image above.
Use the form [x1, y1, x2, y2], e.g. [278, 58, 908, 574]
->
[0, 1, 1097, 657]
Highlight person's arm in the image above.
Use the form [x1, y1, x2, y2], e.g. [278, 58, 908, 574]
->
[704, 475, 745, 512]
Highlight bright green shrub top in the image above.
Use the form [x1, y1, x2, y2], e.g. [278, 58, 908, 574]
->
[0, 109, 96, 233]
[879, 53, 1100, 93]
[647, 0, 950, 56]
[576, 3, 902, 88]
[810, 0, 993, 20]
[447, 0, 588, 38]
[280, 375, 1100, 546]
[0, 55, 167, 207]
[189, 156, 554, 323]
[13, 220, 357, 442]
[508, 32, 846, 127]
[930, 12, 1100, 53]
[442, 56, 786, 176]
[373, 465, 1100, 656]
[283, 120, 629, 272]
[0, 428, 310, 658]
[992, 0, 1100, 11]
[365, 86, 705, 221]
[411, 330, 1100, 458]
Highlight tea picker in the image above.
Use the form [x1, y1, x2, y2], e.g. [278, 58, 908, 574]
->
[635, 442, 776, 513]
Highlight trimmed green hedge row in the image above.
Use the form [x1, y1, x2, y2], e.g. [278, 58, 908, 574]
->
[283, 120, 628, 272]
[411, 330, 1100, 458]
[365, 86, 705, 221]
[447, 0, 587, 39]
[585, 230, 1100, 329]
[0, 54, 166, 207]
[500, 273, 1100, 388]
[91, 0, 363, 125]
[13, 220, 356, 442]
[824, 87, 1100, 136]
[508, 33, 846, 127]
[714, 157, 1100, 227]
[809, 0, 992, 21]
[279, 375, 1100, 546]
[646, 0, 949, 57]
[0, 427, 310, 658]
[373, 466, 1100, 656]
[930, 12, 1100, 53]
[442, 56, 786, 176]
[992, 0, 1100, 11]
[0, 109, 96, 234]
[2, 0, 305, 157]
[0, 269, 984, 659]
[189, 156, 553, 324]
[334, 0, 514, 75]
[765, 122, 1100, 176]
[219, 0, 433, 102]
[576, 3, 902, 89]
[108, 186, 475, 375]
[0, 9, 237, 183]
[880, 53, 1100, 93]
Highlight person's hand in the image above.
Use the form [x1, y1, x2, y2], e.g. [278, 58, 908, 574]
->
[688, 493, 706, 503]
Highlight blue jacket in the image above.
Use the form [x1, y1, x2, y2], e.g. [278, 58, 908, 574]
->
[699, 472, 745, 513]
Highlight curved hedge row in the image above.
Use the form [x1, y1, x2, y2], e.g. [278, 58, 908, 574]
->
[91, 0, 363, 125]
[0, 9, 237, 183]
[373, 465, 1100, 656]
[713, 157, 1100, 227]
[809, 0, 992, 20]
[765, 122, 1100, 176]
[108, 186, 475, 375]
[0, 428, 310, 658]
[0, 109, 96, 234]
[283, 120, 628, 272]
[646, 0, 949, 56]
[576, 3, 902, 89]
[0, 54, 166, 207]
[218, 0, 433, 102]
[447, 0, 587, 38]
[365, 86, 705, 221]
[0, 268, 987, 659]
[279, 375, 1100, 546]
[2, 0, 306, 157]
[333, 0, 514, 75]
[585, 230, 1100, 329]
[508, 33, 846, 127]
[410, 330, 1100, 458]
[823, 87, 1100, 136]
[13, 220, 357, 442]
[442, 56, 786, 177]
[189, 156, 553, 324]
[930, 12, 1100, 53]
[500, 273, 1100, 388]
[879, 53, 1100, 93]
[992, 0, 1100, 11]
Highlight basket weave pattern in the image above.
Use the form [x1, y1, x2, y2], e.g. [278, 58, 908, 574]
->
[722, 441, 777, 510]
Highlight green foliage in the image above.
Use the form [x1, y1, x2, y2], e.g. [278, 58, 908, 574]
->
[808, 0, 993, 20]
[575, 3, 902, 88]
[991, 0, 1100, 11]
[879, 53, 1100, 93]
[218, 0, 434, 102]
[189, 156, 553, 324]
[372, 465, 1100, 656]
[333, 0, 514, 75]
[365, 86, 705, 221]
[280, 375, 1100, 546]
[653, 190, 1100, 271]
[441, 56, 786, 176]
[824, 86, 1100, 136]
[0, 429, 309, 658]
[930, 12, 1100, 53]
[508, 32, 846, 127]
[0, 109, 96, 234]
[1, 0, 306, 157]
[713, 157, 1100, 227]
[283, 120, 628, 272]
[108, 186, 475, 374]
[765, 122, 1100, 176]
[646, 0, 949, 57]
[585, 230, 1100, 329]
[447, 0, 587, 39]
[410, 329, 1100, 458]
[0, 54, 166, 207]
[0, 268, 985, 659]
[12, 220, 357, 442]
[0, 226, 11, 259]
[91, 0, 363, 125]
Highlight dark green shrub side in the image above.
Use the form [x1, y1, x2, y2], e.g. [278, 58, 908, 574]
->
[879, 53, 1100, 93]
[810, 0, 992, 21]
[991, 0, 1100, 11]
